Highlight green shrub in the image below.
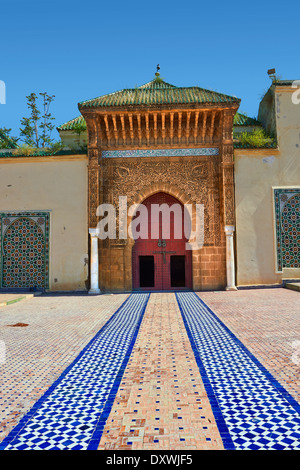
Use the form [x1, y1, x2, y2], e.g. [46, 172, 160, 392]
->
[238, 128, 274, 147]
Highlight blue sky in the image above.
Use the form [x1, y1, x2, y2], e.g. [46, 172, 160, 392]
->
[0, 0, 299, 142]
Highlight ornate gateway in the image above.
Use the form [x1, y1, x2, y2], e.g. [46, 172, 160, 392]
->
[78, 72, 240, 292]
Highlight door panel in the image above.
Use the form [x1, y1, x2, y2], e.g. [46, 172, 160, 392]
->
[132, 192, 192, 290]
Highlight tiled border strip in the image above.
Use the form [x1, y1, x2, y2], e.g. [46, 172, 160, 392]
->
[102, 148, 219, 158]
[0, 293, 150, 450]
[175, 292, 235, 450]
[87, 293, 149, 450]
[98, 292, 225, 450]
[193, 292, 300, 413]
[176, 292, 300, 450]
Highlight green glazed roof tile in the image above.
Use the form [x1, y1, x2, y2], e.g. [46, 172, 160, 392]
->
[234, 112, 261, 126]
[0, 149, 87, 158]
[273, 80, 296, 86]
[0, 129, 19, 149]
[78, 78, 241, 109]
[139, 79, 177, 89]
[57, 115, 86, 131]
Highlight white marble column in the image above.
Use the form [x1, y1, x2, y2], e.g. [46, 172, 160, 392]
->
[224, 225, 237, 291]
[88, 228, 101, 294]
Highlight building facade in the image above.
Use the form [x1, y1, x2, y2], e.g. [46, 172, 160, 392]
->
[0, 75, 299, 293]
[234, 81, 300, 286]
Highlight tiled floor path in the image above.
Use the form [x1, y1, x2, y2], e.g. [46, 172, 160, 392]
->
[0, 289, 299, 450]
[199, 289, 300, 405]
[98, 292, 223, 450]
[177, 292, 300, 449]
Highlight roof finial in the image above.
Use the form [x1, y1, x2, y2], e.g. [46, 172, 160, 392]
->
[155, 64, 160, 77]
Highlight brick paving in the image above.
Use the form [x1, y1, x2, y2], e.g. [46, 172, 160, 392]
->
[0, 288, 299, 450]
[0, 293, 128, 443]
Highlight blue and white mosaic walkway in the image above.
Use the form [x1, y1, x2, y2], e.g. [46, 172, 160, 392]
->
[176, 292, 300, 450]
[0, 293, 149, 450]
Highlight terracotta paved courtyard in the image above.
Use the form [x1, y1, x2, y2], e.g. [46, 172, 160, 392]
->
[0, 288, 299, 450]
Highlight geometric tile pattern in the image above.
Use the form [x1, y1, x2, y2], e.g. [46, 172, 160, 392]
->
[102, 147, 219, 158]
[274, 188, 300, 271]
[0, 293, 149, 450]
[176, 292, 300, 450]
[0, 212, 50, 289]
[97, 292, 224, 450]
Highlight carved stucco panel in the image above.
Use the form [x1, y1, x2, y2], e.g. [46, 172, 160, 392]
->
[101, 157, 222, 245]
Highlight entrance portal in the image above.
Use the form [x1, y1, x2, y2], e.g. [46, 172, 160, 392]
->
[132, 192, 192, 290]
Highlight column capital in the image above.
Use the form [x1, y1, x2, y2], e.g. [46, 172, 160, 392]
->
[89, 228, 98, 238]
[225, 225, 235, 235]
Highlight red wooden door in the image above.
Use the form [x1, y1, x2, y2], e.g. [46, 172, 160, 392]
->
[132, 192, 192, 290]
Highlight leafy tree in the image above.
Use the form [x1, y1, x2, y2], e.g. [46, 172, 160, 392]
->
[71, 121, 87, 150]
[0, 127, 19, 149]
[20, 93, 40, 147]
[39, 92, 55, 147]
[20, 92, 55, 148]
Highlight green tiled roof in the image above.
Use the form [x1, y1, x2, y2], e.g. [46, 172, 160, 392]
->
[234, 112, 261, 126]
[78, 77, 241, 109]
[57, 115, 86, 131]
[139, 79, 177, 89]
[0, 129, 18, 149]
[0, 149, 86, 158]
[274, 80, 296, 86]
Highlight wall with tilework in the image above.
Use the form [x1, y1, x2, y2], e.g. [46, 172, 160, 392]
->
[0, 156, 88, 291]
[234, 84, 300, 286]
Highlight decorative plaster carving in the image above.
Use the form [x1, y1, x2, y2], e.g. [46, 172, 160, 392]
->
[101, 156, 221, 245]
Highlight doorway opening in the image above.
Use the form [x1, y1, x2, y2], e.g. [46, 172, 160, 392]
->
[170, 255, 186, 288]
[139, 255, 155, 288]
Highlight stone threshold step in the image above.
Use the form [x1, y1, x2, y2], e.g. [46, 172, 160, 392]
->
[285, 282, 300, 292]
[0, 292, 41, 307]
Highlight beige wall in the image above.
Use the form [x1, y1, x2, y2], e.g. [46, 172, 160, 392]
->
[0, 155, 88, 291]
[235, 84, 300, 286]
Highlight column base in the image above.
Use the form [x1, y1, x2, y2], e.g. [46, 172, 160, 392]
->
[225, 286, 238, 291]
[88, 288, 101, 295]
